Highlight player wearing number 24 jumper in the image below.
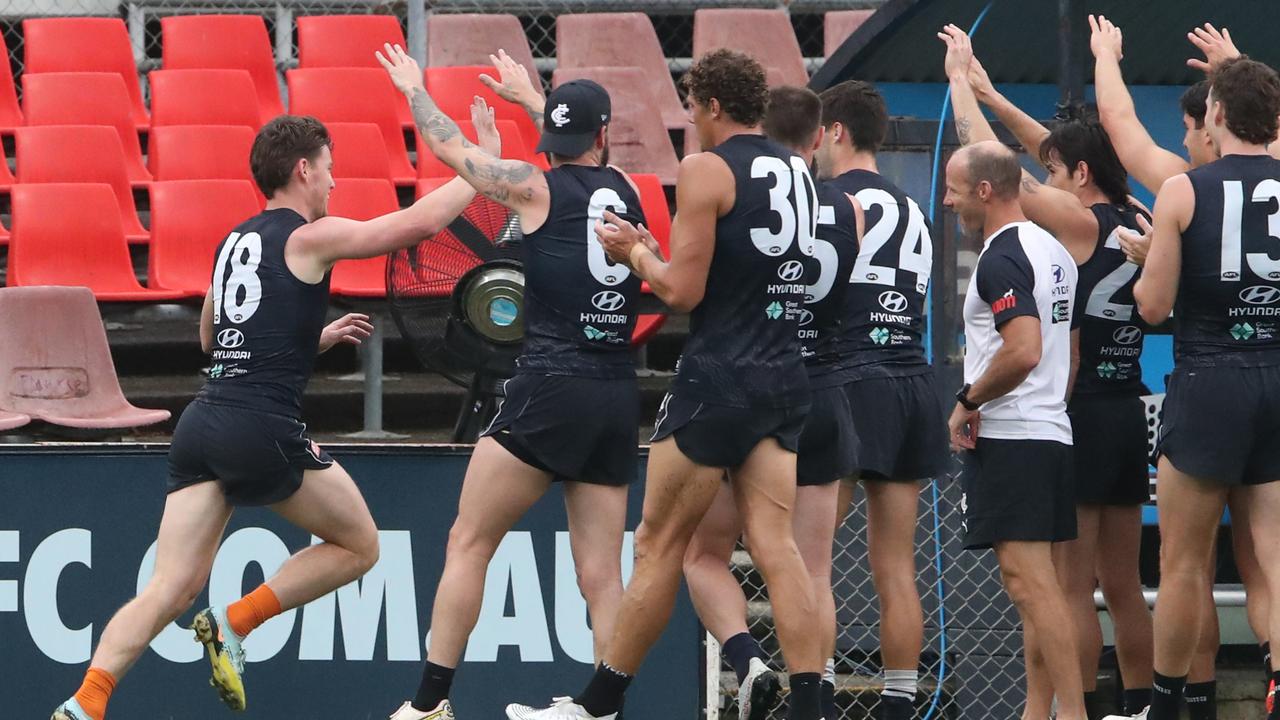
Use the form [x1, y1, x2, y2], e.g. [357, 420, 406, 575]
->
[52, 109, 497, 720]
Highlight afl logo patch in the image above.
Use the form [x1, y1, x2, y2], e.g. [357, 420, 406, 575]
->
[777, 260, 805, 282]
[1113, 325, 1142, 345]
[592, 290, 626, 312]
[1240, 285, 1280, 305]
[878, 290, 908, 313]
[217, 328, 245, 348]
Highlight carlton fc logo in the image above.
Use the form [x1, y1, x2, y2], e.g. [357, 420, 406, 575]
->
[217, 328, 245, 348]
[777, 260, 805, 282]
[591, 290, 626, 312]
[550, 103, 571, 128]
[878, 290, 908, 313]
[1113, 326, 1142, 345]
[1239, 286, 1280, 305]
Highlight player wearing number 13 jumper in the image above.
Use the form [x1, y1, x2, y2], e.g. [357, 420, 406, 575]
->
[51, 109, 498, 720]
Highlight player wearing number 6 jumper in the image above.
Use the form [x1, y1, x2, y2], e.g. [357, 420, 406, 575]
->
[508, 49, 827, 720]
[942, 22, 1157, 718]
[51, 110, 499, 720]
[1101, 58, 1280, 720]
[376, 46, 648, 720]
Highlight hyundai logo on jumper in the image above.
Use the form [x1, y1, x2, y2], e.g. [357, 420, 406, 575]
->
[1113, 326, 1142, 345]
[591, 291, 626, 312]
[217, 329, 245, 348]
[878, 291, 908, 313]
[777, 261, 805, 282]
[1240, 286, 1280, 306]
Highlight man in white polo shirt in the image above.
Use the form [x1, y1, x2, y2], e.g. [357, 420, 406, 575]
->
[943, 139, 1086, 720]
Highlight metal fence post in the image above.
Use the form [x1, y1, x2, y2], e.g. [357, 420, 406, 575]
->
[407, 0, 427, 66]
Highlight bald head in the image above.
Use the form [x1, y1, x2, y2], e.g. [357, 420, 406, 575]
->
[957, 141, 1022, 200]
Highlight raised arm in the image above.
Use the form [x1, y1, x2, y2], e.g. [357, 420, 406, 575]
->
[595, 153, 726, 312]
[967, 55, 1050, 163]
[479, 48, 546, 133]
[377, 44, 548, 224]
[1129, 175, 1192, 324]
[940, 25, 997, 146]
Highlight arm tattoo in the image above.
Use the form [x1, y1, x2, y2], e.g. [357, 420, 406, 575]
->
[1020, 171, 1040, 194]
[956, 118, 972, 145]
[463, 157, 538, 204]
[410, 87, 460, 144]
[526, 103, 545, 132]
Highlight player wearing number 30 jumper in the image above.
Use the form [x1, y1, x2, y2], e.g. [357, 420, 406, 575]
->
[507, 50, 827, 720]
[376, 46, 649, 720]
[52, 110, 499, 720]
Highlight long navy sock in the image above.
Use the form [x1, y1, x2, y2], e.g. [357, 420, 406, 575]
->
[575, 663, 633, 718]
[1184, 681, 1216, 720]
[1148, 672, 1186, 720]
[1123, 687, 1153, 714]
[412, 661, 455, 712]
[723, 632, 766, 684]
[788, 673, 822, 720]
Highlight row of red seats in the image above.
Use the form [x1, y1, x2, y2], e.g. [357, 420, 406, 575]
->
[3, 173, 672, 304]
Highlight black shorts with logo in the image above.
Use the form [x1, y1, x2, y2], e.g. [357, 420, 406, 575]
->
[651, 393, 809, 470]
[1068, 393, 1151, 505]
[168, 399, 333, 506]
[797, 385, 859, 486]
[845, 372, 948, 481]
[959, 437, 1077, 550]
[482, 373, 639, 486]
[1159, 365, 1280, 486]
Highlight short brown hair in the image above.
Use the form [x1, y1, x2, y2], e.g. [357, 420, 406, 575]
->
[682, 49, 769, 127]
[1181, 81, 1209, 129]
[819, 80, 888, 153]
[763, 86, 822, 150]
[1209, 57, 1280, 145]
[250, 115, 332, 198]
[965, 142, 1021, 201]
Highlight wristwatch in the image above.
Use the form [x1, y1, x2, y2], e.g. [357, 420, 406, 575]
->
[955, 383, 979, 411]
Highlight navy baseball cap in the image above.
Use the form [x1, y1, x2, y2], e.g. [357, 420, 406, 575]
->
[536, 80, 611, 157]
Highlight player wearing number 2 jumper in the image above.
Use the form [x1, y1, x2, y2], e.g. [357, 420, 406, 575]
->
[51, 110, 499, 720]
[377, 46, 647, 720]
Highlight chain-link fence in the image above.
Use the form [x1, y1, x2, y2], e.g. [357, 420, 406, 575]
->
[720, 463, 1027, 720]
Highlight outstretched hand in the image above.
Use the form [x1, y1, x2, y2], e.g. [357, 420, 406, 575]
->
[1187, 23, 1240, 73]
[375, 43, 425, 96]
[319, 313, 374, 353]
[479, 49, 542, 110]
[471, 96, 502, 157]
[938, 24, 974, 80]
[1089, 14, 1123, 62]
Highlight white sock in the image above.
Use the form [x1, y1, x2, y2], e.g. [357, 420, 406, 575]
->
[823, 658, 836, 686]
[883, 669, 918, 701]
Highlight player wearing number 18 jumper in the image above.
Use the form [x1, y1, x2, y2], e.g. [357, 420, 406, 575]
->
[51, 110, 499, 720]
[376, 45, 648, 720]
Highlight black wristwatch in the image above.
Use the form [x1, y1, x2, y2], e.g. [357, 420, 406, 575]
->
[955, 383, 980, 411]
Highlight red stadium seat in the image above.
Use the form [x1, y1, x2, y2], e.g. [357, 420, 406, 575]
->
[149, 69, 261, 128]
[327, 122, 393, 181]
[415, 118, 534, 179]
[23, 18, 149, 128]
[552, 67, 679, 184]
[0, 33, 22, 134]
[427, 14, 540, 91]
[22, 72, 151, 186]
[628, 173, 671, 345]
[16, 125, 149, 243]
[148, 125, 259, 190]
[425, 66, 546, 168]
[693, 9, 808, 86]
[328, 178, 400, 298]
[0, 285, 171, 429]
[9, 184, 184, 301]
[556, 13, 685, 130]
[161, 15, 284, 122]
[296, 15, 412, 128]
[824, 10, 875, 58]
[149, 180, 263, 297]
[0, 143, 14, 189]
[288, 67, 415, 185]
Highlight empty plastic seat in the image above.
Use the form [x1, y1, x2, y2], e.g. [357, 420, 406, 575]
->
[327, 122, 393, 181]
[693, 9, 808, 86]
[552, 67, 678, 184]
[825, 10, 875, 58]
[427, 14, 540, 90]
[0, 285, 171, 428]
[8, 184, 184, 302]
[415, 118, 534, 179]
[22, 72, 151, 185]
[328, 178, 400, 298]
[556, 13, 685, 130]
[149, 180, 263, 297]
[16, 125, 149, 243]
[149, 69, 261, 128]
[426, 66, 544, 165]
[0, 409, 30, 432]
[288, 67, 415, 184]
[23, 17, 149, 128]
[297, 15, 412, 128]
[628, 172, 670, 345]
[0, 32, 22, 134]
[161, 15, 284, 122]
[148, 125, 258, 190]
